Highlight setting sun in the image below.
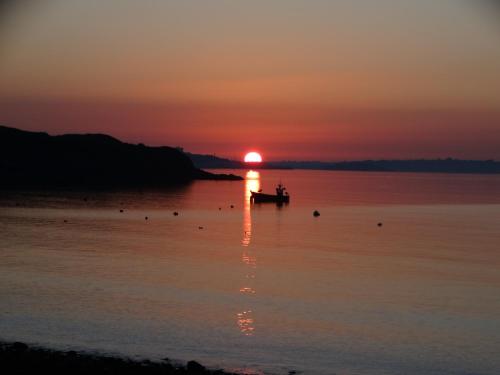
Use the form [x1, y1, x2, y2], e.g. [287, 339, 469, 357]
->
[244, 152, 263, 163]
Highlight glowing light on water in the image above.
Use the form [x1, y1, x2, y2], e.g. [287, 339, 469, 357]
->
[237, 171, 260, 336]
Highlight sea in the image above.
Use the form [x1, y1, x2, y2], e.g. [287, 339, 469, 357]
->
[1, 169, 500, 375]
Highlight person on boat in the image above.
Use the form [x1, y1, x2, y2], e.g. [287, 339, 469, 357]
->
[276, 184, 286, 196]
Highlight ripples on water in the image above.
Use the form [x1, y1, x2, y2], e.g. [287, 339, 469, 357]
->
[1, 170, 500, 375]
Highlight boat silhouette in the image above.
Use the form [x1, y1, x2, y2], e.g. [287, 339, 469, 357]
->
[250, 183, 290, 204]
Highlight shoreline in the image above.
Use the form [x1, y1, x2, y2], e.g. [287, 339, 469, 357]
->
[0, 341, 237, 375]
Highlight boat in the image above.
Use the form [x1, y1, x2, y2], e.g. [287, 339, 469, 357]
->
[250, 183, 290, 204]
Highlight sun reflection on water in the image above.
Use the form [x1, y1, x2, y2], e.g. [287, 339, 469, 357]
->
[242, 170, 260, 247]
[236, 310, 255, 336]
[237, 170, 260, 336]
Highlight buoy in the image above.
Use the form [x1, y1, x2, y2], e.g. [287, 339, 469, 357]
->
[173, 212, 179, 216]
[198, 226, 204, 230]
[219, 207, 222, 210]
[119, 209, 124, 213]
[145, 216, 148, 220]
[378, 222, 383, 227]
[230, 205, 234, 208]
[313, 210, 320, 217]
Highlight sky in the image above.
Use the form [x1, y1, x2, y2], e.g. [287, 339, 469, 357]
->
[1, 0, 500, 161]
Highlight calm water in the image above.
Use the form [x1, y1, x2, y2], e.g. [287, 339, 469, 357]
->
[1, 170, 500, 375]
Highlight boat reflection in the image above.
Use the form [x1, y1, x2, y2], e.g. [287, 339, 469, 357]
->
[237, 170, 260, 336]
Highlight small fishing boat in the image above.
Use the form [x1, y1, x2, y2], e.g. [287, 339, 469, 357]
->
[250, 183, 290, 204]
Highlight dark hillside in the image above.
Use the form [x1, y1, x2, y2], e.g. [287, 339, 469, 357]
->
[0, 126, 241, 188]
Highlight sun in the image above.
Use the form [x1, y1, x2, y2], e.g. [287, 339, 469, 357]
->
[244, 151, 263, 163]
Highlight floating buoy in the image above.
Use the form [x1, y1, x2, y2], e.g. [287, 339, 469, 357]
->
[378, 222, 383, 227]
[218, 207, 222, 210]
[63, 220, 68, 223]
[145, 216, 148, 220]
[173, 212, 179, 216]
[230, 205, 234, 208]
[313, 210, 320, 217]
[119, 209, 124, 213]
[198, 226, 204, 230]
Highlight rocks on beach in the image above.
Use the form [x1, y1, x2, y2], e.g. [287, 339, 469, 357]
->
[187, 360, 206, 373]
[11, 342, 28, 351]
[0, 341, 233, 375]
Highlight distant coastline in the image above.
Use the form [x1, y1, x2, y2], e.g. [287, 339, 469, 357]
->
[2, 124, 498, 189]
[0, 126, 242, 189]
[187, 153, 500, 174]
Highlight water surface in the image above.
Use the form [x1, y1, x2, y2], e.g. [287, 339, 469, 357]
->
[1, 170, 500, 375]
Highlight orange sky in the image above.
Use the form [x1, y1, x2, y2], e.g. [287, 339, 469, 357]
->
[1, 0, 500, 160]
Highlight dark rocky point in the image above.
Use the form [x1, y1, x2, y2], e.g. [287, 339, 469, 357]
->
[0, 125, 243, 189]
